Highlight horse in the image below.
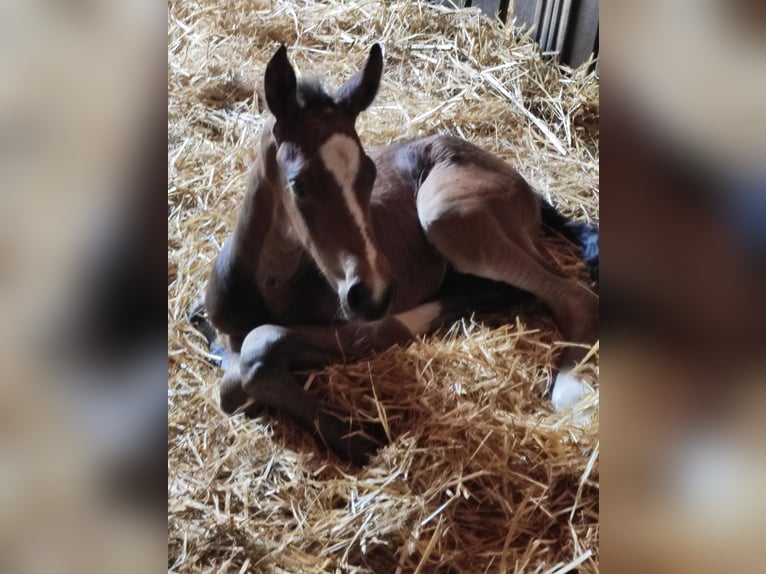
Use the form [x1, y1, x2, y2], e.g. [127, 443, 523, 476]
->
[200, 44, 599, 465]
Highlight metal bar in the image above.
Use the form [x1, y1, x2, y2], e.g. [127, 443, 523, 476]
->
[555, 0, 573, 55]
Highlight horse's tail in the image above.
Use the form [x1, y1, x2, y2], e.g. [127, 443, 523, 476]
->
[539, 199, 599, 284]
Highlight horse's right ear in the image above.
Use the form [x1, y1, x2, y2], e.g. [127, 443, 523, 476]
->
[335, 43, 383, 118]
[264, 44, 298, 123]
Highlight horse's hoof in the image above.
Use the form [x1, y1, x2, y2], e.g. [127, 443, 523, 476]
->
[319, 415, 386, 466]
[187, 298, 218, 347]
[340, 429, 385, 467]
[551, 370, 595, 427]
[343, 420, 389, 466]
[209, 340, 225, 367]
[361, 420, 388, 444]
[220, 376, 250, 414]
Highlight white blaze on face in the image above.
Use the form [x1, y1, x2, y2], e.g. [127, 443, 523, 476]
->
[319, 133, 385, 300]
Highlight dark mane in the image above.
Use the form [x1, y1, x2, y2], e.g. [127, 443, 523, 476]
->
[296, 77, 335, 112]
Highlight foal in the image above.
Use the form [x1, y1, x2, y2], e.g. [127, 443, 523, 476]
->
[203, 44, 598, 464]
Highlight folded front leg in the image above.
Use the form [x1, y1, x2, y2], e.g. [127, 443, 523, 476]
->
[231, 312, 427, 464]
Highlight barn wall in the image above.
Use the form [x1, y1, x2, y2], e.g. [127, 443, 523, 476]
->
[436, 0, 599, 70]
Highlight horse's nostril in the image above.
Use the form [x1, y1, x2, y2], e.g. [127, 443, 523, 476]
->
[346, 282, 371, 313]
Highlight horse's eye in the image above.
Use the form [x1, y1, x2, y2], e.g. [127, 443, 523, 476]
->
[289, 178, 308, 197]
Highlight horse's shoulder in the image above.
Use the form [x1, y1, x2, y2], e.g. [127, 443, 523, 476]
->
[206, 238, 270, 337]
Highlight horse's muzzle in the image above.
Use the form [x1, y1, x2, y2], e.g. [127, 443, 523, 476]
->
[345, 281, 395, 321]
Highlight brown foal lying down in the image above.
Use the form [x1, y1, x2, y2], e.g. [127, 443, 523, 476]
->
[201, 44, 599, 464]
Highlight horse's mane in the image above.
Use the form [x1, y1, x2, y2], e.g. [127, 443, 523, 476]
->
[295, 76, 335, 112]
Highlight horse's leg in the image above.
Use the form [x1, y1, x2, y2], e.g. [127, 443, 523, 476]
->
[418, 181, 598, 410]
[232, 306, 439, 464]
[219, 339, 256, 415]
[423, 212, 597, 351]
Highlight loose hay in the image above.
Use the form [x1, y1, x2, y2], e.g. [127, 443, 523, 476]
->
[168, 1, 599, 572]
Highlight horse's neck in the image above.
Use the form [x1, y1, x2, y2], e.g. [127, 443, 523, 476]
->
[232, 126, 307, 285]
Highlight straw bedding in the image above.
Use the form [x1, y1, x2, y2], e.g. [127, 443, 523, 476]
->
[168, 0, 599, 572]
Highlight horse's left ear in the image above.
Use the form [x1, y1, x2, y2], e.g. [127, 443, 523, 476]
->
[335, 44, 383, 118]
[265, 44, 298, 123]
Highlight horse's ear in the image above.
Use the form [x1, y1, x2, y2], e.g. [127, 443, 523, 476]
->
[335, 44, 383, 118]
[264, 44, 298, 123]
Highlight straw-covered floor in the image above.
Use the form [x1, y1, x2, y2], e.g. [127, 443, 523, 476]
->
[168, 1, 599, 571]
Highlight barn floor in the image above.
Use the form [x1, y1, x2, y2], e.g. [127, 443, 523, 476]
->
[168, 1, 599, 572]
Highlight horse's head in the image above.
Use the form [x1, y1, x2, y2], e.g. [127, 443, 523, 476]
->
[264, 44, 394, 321]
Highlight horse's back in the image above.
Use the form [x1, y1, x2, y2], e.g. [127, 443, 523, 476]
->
[366, 135, 541, 312]
[373, 135, 540, 240]
[374, 134, 526, 178]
